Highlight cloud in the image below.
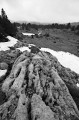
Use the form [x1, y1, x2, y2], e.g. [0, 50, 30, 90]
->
[0, 0, 79, 23]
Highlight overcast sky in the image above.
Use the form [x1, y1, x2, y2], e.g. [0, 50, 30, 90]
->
[0, 0, 79, 23]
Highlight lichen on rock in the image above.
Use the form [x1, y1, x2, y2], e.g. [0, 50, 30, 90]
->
[0, 50, 79, 120]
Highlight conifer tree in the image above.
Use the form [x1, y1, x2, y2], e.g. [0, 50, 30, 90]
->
[0, 8, 17, 37]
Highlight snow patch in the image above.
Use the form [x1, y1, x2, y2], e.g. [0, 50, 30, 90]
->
[76, 83, 79, 87]
[22, 33, 35, 36]
[17, 46, 30, 52]
[28, 44, 36, 47]
[0, 36, 18, 51]
[41, 48, 79, 74]
[17, 44, 36, 52]
[0, 69, 7, 77]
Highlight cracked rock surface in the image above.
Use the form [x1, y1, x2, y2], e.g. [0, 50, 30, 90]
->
[0, 50, 79, 120]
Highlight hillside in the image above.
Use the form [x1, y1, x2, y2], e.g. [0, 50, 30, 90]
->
[17, 28, 79, 57]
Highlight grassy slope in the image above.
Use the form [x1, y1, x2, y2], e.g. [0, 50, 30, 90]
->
[21, 28, 79, 56]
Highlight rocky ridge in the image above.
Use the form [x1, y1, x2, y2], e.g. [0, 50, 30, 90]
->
[0, 48, 79, 120]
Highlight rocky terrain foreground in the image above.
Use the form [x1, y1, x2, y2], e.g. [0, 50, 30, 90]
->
[0, 48, 79, 120]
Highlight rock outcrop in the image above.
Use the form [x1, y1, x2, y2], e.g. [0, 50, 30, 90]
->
[0, 49, 79, 120]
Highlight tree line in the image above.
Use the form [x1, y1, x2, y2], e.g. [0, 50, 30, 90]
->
[0, 8, 17, 41]
[20, 22, 79, 35]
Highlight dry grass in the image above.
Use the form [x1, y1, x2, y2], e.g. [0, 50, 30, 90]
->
[22, 28, 79, 56]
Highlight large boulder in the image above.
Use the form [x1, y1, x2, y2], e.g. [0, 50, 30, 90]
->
[0, 50, 79, 120]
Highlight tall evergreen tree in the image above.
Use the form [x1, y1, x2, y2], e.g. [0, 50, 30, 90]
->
[0, 8, 17, 37]
[1, 8, 7, 19]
